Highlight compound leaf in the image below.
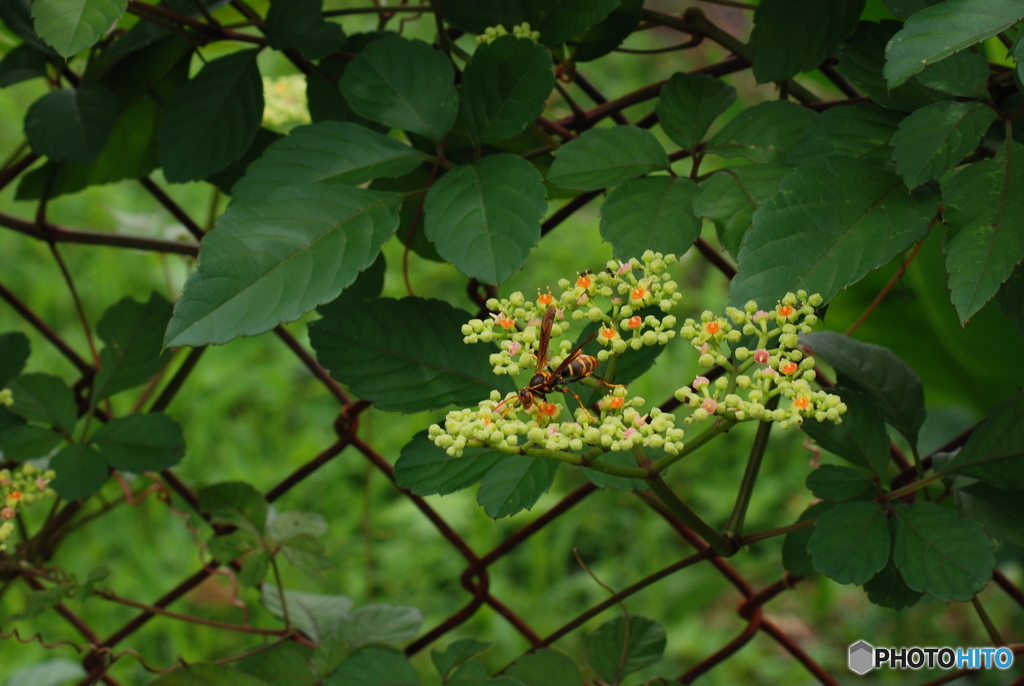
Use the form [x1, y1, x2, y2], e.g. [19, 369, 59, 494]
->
[883, 0, 1024, 88]
[477, 455, 558, 518]
[327, 646, 417, 686]
[394, 431, 504, 496]
[230, 121, 427, 204]
[942, 140, 1024, 324]
[32, 0, 127, 58]
[265, 0, 344, 60]
[807, 500, 891, 585]
[656, 72, 736, 152]
[460, 35, 554, 144]
[863, 563, 924, 610]
[693, 163, 789, 257]
[705, 100, 817, 163]
[750, 0, 863, 83]
[944, 391, 1024, 489]
[198, 481, 267, 535]
[805, 464, 876, 501]
[91, 413, 186, 472]
[424, 154, 546, 284]
[956, 482, 1024, 548]
[599, 176, 700, 259]
[507, 649, 583, 686]
[587, 616, 665, 684]
[891, 100, 996, 190]
[164, 185, 400, 347]
[339, 35, 457, 141]
[310, 297, 514, 413]
[6, 373, 76, 434]
[50, 444, 108, 500]
[157, 48, 264, 182]
[24, 83, 119, 164]
[893, 501, 994, 602]
[548, 127, 669, 191]
[801, 390, 891, 476]
[731, 157, 937, 307]
[801, 332, 926, 447]
[93, 294, 173, 402]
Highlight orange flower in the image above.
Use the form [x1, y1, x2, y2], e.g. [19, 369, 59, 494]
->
[577, 274, 593, 288]
[781, 362, 798, 375]
[627, 315, 642, 329]
[608, 396, 624, 409]
[538, 292, 553, 306]
[538, 402, 558, 417]
[793, 396, 810, 409]
[601, 327, 618, 340]
[631, 287, 645, 300]
[777, 305, 794, 317]
[705, 321, 720, 334]
[498, 317, 515, 329]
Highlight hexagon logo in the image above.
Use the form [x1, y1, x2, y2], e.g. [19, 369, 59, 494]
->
[849, 640, 874, 675]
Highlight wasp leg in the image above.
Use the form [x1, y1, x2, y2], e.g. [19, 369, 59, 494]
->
[557, 386, 596, 422]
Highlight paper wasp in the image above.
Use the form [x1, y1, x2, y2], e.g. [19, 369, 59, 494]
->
[494, 305, 621, 419]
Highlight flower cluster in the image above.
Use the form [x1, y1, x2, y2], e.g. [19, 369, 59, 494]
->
[262, 75, 311, 130]
[0, 388, 11, 406]
[478, 22, 541, 44]
[429, 390, 685, 458]
[674, 292, 846, 429]
[0, 463, 57, 552]
[462, 251, 682, 376]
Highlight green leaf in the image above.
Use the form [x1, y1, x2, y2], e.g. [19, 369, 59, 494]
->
[3, 659, 86, 686]
[424, 154, 546, 284]
[268, 511, 327, 544]
[693, 163, 789, 257]
[525, 0, 619, 46]
[570, 0, 643, 62]
[157, 48, 264, 182]
[547, 127, 669, 191]
[440, 1, 526, 33]
[837, 21, 949, 112]
[863, 562, 924, 610]
[230, 121, 428, 204]
[1, 0, 60, 54]
[942, 140, 1024, 324]
[884, 0, 1024, 88]
[587, 615, 665, 684]
[913, 49, 990, 98]
[656, 72, 736, 152]
[198, 481, 267, 535]
[956, 482, 1024, 548]
[731, 157, 937, 307]
[996, 265, 1024, 337]
[782, 501, 834, 577]
[236, 642, 316, 686]
[749, 0, 863, 83]
[0, 425, 63, 462]
[50, 444, 108, 500]
[207, 529, 260, 563]
[884, 0, 942, 18]
[265, 0, 343, 60]
[800, 332, 926, 447]
[507, 649, 583, 686]
[31, 0, 128, 58]
[150, 663, 277, 686]
[93, 294, 173, 402]
[944, 392, 1024, 488]
[807, 501, 891, 585]
[261, 588, 353, 643]
[6, 373, 76, 433]
[311, 635, 349, 681]
[339, 35, 457, 141]
[164, 185, 400, 347]
[281, 534, 333, 574]
[460, 35, 554, 144]
[0, 332, 30, 387]
[0, 43, 50, 87]
[786, 102, 903, 165]
[806, 464, 876, 501]
[432, 640, 492, 681]
[326, 646, 418, 686]
[310, 297, 513, 412]
[891, 101, 996, 190]
[705, 100, 817, 163]
[801, 390, 891, 476]
[477, 455, 558, 518]
[334, 604, 423, 649]
[90, 413, 185, 472]
[892, 501, 994, 602]
[24, 84, 119, 164]
[394, 432, 504, 496]
[599, 176, 701, 259]
[239, 549, 270, 586]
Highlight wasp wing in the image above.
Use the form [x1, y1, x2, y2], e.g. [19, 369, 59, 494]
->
[535, 305, 556, 371]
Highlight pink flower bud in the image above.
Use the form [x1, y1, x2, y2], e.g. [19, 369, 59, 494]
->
[754, 349, 769, 364]
[701, 398, 718, 413]
[0, 507, 15, 520]
[692, 376, 710, 389]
